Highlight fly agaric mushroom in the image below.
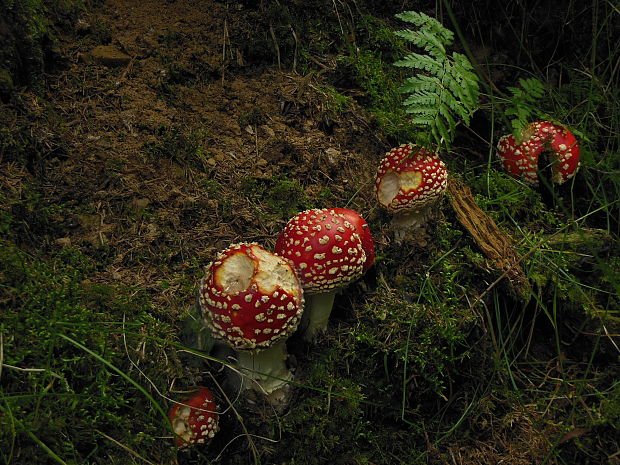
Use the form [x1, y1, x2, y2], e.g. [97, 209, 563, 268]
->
[496, 121, 580, 185]
[336, 207, 376, 273]
[375, 143, 448, 243]
[199, 242, 304, 404]
[168, 387, 219, 448]
[275, 208, 372, 341]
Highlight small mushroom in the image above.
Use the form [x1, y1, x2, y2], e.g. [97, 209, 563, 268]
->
[198, 242, 304, 405]
[375, 143, 448, 243]
[496, 121, 580, 185]
[168, 387, 219, 448]
[275, 208, 373, 341]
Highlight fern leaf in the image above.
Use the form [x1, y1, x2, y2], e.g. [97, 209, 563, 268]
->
[395, 53, 444, 75]
[395, 11, 454, 45]
[433, 115, 450, 144]
[394, 29, 446, 57]
[394, 10, 480, 149]
[402, 100, 437, 113]
[520, 77, 545, 98]
[438, 103, 456, 133]
[505, 77, 546, 136]
[407, 114, 434, 123]
[399, 75, 442, 94]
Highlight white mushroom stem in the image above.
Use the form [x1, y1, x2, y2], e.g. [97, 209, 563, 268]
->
[391, 207, 433, 244]
[235, 340, 293, 399]
[300, 290, 337, 341]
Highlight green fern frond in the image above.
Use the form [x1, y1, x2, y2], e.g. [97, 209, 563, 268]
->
[394, 29, 446, 57]
[409, 115, 435, 126]
[505, 77, 546, 135]
[395, 53, 444, 75]
[395, 11, 454, 46]
[394, 11, 480, 148]
[400, 75, 442, 94]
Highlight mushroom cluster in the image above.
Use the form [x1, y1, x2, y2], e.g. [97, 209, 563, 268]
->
[275, 208, 375, 341]
[375, 143, 448, 242]
[496, 121, 580, 185]
[171, 94, 582, 451]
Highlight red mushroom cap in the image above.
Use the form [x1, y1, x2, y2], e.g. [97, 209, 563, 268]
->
[168, 387, 219, 448]
[375, 144, 448, 214]
[275, 208, 367, 294]
[199, 243, 304, 351]
[330, 207, 375, 272]
[496, 121, 580, 185]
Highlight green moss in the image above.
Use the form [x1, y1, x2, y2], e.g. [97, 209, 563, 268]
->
[468, 169, 558, 228]
[241, 175, 312, 221]
[343, 285, 475, 404]
[355, 14, 405, 62]
[142, 125, 210, 171]
[317, 85, 354, 116]
[337, 50, 420, 142]
[0, 240, 178, 463]
[339, 51, 399, 110]
[281, 379, 367, 463]
[274, 345, 427, 465]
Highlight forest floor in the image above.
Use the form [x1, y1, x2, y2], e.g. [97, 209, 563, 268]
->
[1, 0, 618, 464]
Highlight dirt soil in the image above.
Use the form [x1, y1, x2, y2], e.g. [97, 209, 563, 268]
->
[27, 0, 390, 309]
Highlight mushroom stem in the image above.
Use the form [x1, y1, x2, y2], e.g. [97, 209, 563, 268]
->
[300, 290, 337, 341]
[391, 207, 431, 244]
[236, 340, 293, 399]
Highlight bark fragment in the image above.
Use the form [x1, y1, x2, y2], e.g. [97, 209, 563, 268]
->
[447, 177, 531, 299]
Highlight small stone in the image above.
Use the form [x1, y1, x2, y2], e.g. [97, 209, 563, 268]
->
[324, 148, 340, 164]
[145, 223, 160, 242]
[77, 213, 100, 230]
[87, 45, 131, 67]
[55, 237, 72, 247]
[130, 198, 150, 213]
[261, 125, 275, 137]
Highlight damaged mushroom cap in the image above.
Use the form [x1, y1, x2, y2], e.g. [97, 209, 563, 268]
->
[275, 208, 367, 294]
[199, 243, 304, 352]
[496, 121, 580, 185]
[168, 387, 219, 448]
[375, 143, 448, 218]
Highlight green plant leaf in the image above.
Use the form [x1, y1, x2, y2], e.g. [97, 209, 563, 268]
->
[394, 10, 480, 149]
